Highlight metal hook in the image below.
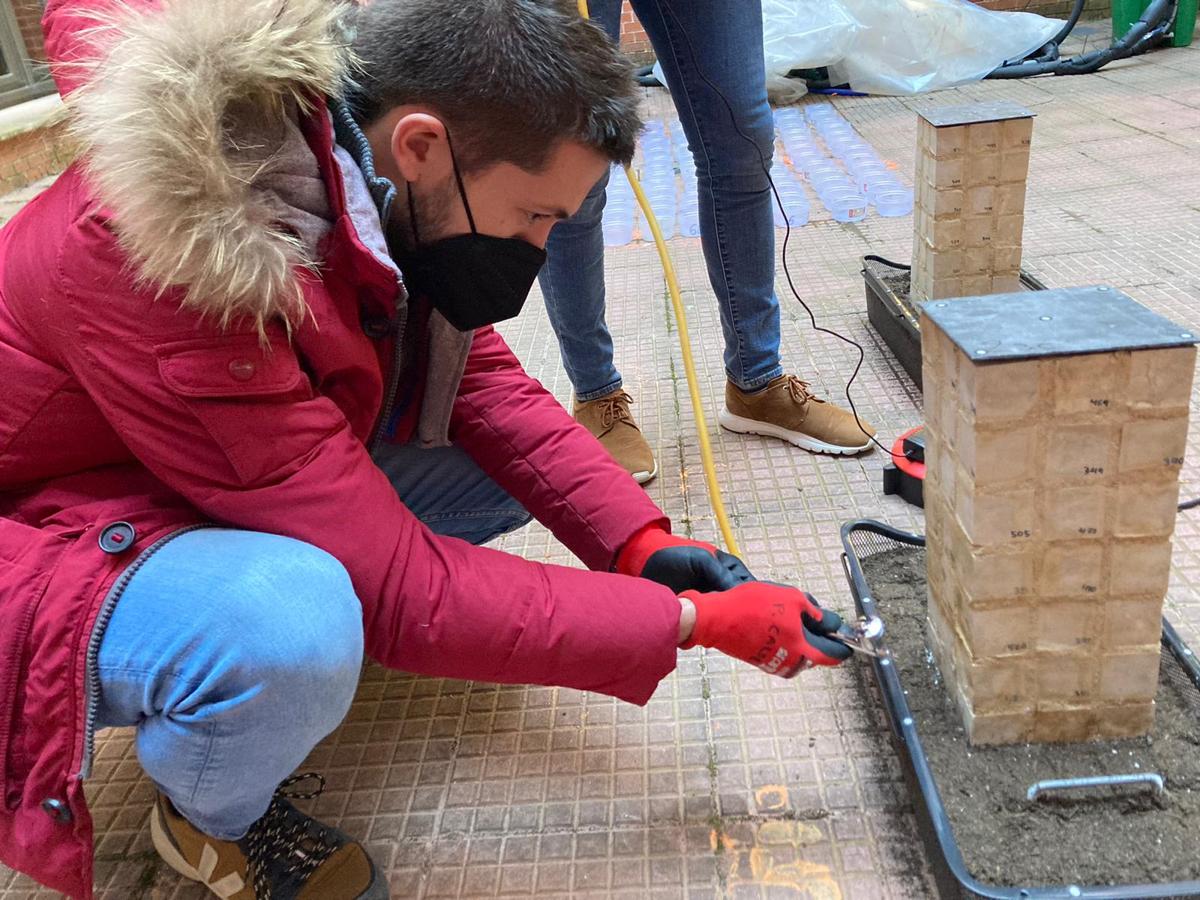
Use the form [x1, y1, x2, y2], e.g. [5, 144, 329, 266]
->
[830, 615, 886, 657]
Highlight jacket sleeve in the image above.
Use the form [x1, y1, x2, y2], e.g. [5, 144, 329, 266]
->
[450, 326, 670, 572]
[43, 214, 680, 705]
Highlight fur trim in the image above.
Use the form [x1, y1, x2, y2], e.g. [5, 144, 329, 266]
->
[66, 0, 351, 330]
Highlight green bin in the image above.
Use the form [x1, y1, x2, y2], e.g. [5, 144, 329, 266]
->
[1112, 0, 1196, 47]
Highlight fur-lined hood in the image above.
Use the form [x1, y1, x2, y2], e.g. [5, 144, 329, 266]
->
[65, 0, 352, 330]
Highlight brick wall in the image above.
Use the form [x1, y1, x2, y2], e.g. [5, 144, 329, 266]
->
[977, 0, 1109, 16]
[618, 5, 654, 65]
[0, 117, 75, 195]
[12, 0, 48, 65]
[0, 2, 72, 197]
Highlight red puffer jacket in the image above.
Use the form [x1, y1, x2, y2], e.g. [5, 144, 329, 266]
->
[0, 1, 680, 895]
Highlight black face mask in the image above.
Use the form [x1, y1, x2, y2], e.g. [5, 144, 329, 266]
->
[398, 139, 547, 332]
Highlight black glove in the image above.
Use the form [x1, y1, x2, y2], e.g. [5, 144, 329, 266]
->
[616, 526, 754, 593]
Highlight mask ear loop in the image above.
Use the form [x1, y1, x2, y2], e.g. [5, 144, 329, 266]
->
[443, 129, 479, 234]
[406, 182, 422, 248]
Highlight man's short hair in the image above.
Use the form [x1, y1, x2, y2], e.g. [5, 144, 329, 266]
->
[348, 0, 642, 173]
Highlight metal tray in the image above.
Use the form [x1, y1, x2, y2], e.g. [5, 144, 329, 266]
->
[861, 256, 1047, 392]
[839, 518, 1200, 900]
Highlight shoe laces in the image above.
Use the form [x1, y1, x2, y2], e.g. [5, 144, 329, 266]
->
[595, 391, 636, 430]
[241, 773, 339, 899]
[784, 375, 818, 405]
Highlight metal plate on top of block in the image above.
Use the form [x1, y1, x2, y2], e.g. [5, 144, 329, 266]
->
[920, 286, 1197, 361]
[919, 102, 1034, 128]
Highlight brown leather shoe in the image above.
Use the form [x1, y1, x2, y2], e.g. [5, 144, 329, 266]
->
[150, 775, 388, 899]
[719, 375, 875, 455]
[574, 389, 657, 484]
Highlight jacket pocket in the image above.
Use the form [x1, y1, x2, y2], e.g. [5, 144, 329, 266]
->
[156, 333, 307, 399]
[154, 333, 320, 485]
[0, 545, 54, 807]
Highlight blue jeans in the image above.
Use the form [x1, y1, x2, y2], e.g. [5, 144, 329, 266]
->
[540, 0, 782, 400]
[94, 443, 530, 840]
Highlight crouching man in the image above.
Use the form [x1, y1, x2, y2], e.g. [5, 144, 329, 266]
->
[0, 0, 850, 896]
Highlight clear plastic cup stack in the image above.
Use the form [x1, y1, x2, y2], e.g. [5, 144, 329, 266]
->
[638, 120, 677, 238]
[803, 102, 838, 124]
[871, 188, 914, 217]
[665, 120, 701, 237]
[823, 190, 869, 223]
[677, 198, 700, 237]
[768, 161, 810, 228]
[602, 162, 635, 246]
[765, 109, 814, 230]
[799, 104, 914, 221]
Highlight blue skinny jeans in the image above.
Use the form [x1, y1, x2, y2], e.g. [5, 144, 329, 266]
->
[539, 0, 783, 400]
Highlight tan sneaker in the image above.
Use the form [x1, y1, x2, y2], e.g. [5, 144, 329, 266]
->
[150, 775, 388, 899]
[719, 375, 875, 455]
[574, 389, 657, 484]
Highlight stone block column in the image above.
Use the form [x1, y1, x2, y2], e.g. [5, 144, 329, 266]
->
[912, 103, 1033, 302]
[921, 287, 1196, 745]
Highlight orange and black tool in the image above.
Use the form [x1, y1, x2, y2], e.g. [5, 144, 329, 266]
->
[882, 425, 925, 508]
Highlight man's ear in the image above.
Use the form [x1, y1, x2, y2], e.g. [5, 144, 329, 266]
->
[390, 112, 451, 184]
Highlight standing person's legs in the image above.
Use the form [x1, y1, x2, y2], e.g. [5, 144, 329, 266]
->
[634, 0, 875, 454]
[539, 0, 624, 403]
[537, 0, 659, 484]
[631, 0, 781, 391]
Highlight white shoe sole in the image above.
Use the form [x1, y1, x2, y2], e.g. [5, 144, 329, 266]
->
[150, 802, 208, 884]
[632, 459, 658, 485]
[718, 409, 872, 456]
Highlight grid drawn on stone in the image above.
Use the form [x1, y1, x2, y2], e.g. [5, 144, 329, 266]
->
[6, 43, 1200, 900]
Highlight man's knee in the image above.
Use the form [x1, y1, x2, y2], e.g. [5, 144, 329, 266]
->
[218, 537, 364, 720]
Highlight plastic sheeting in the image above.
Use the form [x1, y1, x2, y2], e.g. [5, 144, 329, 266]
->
[762, 0, 1063, 96]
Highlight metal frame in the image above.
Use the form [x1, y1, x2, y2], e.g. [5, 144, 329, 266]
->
[860, 255, 1049, 392]
[839, 518, 1200, 900]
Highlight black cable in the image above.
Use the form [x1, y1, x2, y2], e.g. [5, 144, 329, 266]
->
[1180, 497, 1200, 512]
[655, 2, 904, 461]
[863, 254, 910, 272]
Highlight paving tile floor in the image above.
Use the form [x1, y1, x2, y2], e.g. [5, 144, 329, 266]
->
[4, 24, 1200, 900]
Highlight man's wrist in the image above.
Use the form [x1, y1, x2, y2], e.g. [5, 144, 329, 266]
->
[616, 523, 672, 576]
[677, 595, 697, 646]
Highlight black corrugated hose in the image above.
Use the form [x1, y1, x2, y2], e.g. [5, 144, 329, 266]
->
[987, 0, 1177, 78]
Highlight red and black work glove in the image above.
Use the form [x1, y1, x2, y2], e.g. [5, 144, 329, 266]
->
[681, 582, 852, 677]
[616, 524, 754, 593]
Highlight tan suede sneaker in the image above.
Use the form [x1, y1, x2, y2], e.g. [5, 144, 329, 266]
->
[574, 389, 657, 484]
[719, 375, 875, 455]
[150, 776, 388, 899]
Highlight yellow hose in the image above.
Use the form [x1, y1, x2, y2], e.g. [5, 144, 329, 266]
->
[577, 0, 740, 556]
